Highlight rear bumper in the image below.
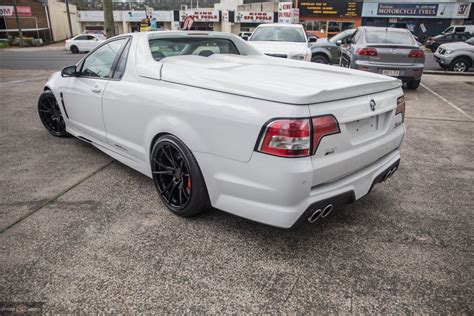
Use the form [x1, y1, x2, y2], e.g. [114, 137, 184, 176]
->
[353, 60, 424, 80]
[194, 139, 403, 228]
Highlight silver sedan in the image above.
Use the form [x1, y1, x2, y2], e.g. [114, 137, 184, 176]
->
[340, 27, 425, 90]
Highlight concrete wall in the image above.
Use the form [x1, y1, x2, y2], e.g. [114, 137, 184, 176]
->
[47, 0, 80, 41]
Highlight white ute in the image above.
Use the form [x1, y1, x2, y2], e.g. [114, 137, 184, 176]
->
[39, 31, 405, 228]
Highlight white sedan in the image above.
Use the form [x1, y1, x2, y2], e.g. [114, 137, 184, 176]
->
[248, 23, 314, 61]
[65, 34, 106, 54]
[39, 31, 405, 228]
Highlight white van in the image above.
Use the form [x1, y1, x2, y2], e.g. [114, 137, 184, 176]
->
[442, 25, 474, 35]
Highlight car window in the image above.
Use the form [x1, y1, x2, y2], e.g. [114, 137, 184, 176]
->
[250, 26, 306, 43]
[80, 38, 128, 78]
[75, 35, 88, 41]
[329, 29, 355, 43]
[456, 27, 466, 33]
[148, 38, 239, 61]
[444, 27, 453, 34]
[112, 39, 131, 79]
[87, 35, 96, 40]
[366, 30, 415, 45]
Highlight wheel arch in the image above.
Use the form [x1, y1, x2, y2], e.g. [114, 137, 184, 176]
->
[144, 117, 206, 166]
[451, 55, 472, 67]
[311, 49, 331, 60]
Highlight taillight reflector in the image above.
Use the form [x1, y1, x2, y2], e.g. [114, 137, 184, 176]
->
[257, 115, 340, 158]
[396, 95, 405, 123]
[408, 49, 424, 58]
[356, 47, 378, 56]
[312, 116, 340, 155]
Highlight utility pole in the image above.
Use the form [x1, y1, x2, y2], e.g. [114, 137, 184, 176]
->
[12, 0, 24, 47]
[103, 0, 115, 37]
[65, 0, 73, 38]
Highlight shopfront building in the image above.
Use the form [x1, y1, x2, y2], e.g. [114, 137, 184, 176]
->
[361, 1, 473, 40]
[297, 0, 363, 38]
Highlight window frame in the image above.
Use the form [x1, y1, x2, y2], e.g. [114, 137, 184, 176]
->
[76, 36, 131, 81]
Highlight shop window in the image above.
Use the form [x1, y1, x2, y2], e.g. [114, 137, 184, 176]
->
[303, 21, 327, 32]
[341, 22, 355, 31]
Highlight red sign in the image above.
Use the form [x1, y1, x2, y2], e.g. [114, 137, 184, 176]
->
[0, 5, 32, 17]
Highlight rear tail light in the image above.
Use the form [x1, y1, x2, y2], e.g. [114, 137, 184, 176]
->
[408, 49, 424, 58]
[311, 116, 340, 155]
[356, 47, 378, 56]
[257, 115, 340, 158]
[396, 95, 405, 123]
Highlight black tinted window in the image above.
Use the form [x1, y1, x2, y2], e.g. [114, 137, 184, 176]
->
[148, 38, 239, 61]
[366, 30, 415, 45]
[113, 39, 130, 79]
[75, 35, 88, 40]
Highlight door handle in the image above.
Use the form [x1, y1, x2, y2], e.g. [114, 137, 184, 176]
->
[91, 85, 101, 93]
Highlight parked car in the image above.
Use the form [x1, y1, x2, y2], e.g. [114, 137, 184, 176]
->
[341, 27, 425, 90]
[442, 25, 474, 35]
[39, 31, 405, 228]
[308, 28, 355, 64]
[425, 32, 472, 52]
[248, 23, 314, 61]
[434, 37, 474, 72]
[65, 34, 106, 54]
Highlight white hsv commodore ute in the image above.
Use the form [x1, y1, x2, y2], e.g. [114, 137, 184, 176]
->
[39, 31, 405, 228]
[248, 23, 313, 61]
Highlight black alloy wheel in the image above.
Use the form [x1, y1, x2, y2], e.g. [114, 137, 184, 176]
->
[70, 45, 79, 54]
[38, 90, 69, 137]
[151, 135, 210, 216]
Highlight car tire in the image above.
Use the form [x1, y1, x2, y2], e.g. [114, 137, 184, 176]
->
[311, 54, 329, 64]
[70, 45, 79, 54]
[448, 58, 470, 72]
[406, 79, 421, 90]
[151, 134, 211, 217]
[38, 90, 70, 137]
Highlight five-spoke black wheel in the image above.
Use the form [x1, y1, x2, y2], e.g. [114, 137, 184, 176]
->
[38, 90, 69, 137]
[151, 135, 210, 216]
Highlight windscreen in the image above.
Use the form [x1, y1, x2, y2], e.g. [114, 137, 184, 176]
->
[148, 38, 240, 61]
[250, 26, 306, 42]
[366, 30, 416, 45]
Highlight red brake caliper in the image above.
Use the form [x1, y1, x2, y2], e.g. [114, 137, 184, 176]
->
[187, 177, 191, 189]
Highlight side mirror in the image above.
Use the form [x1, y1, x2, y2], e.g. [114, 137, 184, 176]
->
[309, 37, 317, 43]
[61, 65, 78, 77]
[336, 40, 342, 46]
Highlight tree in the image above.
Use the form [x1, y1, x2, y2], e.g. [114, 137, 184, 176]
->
[103, 0, 115, 37]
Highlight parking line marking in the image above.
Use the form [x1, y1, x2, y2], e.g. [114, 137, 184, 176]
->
[0, 160, 114, 234]
[420, 82, 473, 121]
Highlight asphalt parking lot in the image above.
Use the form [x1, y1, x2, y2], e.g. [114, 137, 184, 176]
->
[1, 53, 473, 312]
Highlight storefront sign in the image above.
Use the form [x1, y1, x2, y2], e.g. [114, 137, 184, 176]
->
[236, 11, 273, 23]
[0, 5, 32, 17]
[278, 2, 299, 23]
[454, 3, 471, 18]
[377, 3, 438, 17]
[299, 1, 362, 17]
[124, 10, 173, 22]
[179, 10, 219, 22]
